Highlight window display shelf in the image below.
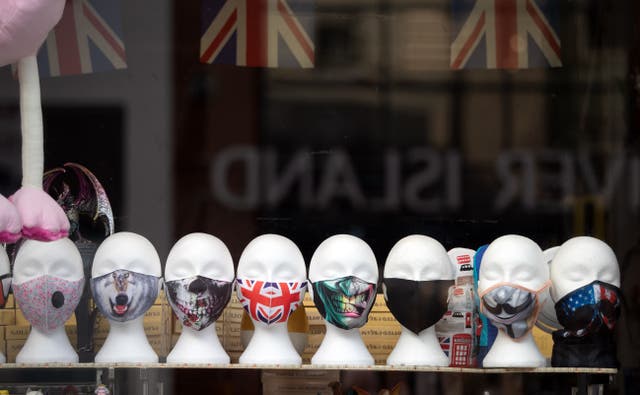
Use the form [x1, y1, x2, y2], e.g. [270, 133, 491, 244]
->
[0, 363, 618, 375]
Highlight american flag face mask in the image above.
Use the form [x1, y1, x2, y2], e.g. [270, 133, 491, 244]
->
[236, 279, 307, 326]
[554, 280, 621, 338]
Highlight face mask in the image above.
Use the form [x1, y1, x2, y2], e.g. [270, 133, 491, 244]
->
[165, 276, 232, 331]
[312, 276, 377, 330]
[91, 270, 159, 322]
[554, 280, 621, 337]
[382, 278, 453, 335]
[480, 281, 550, 339]
[236, 278, 306, 325]
[0, 273, 11, 308]
[13, 275, 84, 332]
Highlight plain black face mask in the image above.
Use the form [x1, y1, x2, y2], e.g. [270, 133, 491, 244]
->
[382, 278, 453, 335]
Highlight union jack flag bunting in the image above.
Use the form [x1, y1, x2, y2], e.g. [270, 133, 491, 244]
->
[451, 0, 561, 69]
[236, 279, 307, 325]
[200, 0, 315, 68]
[36, 0, 127, 77]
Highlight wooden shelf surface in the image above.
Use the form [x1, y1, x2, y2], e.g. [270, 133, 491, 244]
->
[0, 363, 617, 374]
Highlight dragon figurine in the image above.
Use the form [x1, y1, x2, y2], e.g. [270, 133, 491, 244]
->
[43, 163, 114, 241]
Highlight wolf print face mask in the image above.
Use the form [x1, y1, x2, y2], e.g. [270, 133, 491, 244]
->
[480, 281, 550, 339]
[236, 279, 307, 326]
[91, 270, 159, 322]
[13, 275, 84, 332]
[312, 276, 377, 330]
[165, 276, 232, 331]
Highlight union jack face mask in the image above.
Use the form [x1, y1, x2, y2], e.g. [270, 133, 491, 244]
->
[236, 278, 307, 326]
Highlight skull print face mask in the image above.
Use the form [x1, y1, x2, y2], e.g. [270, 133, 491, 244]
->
[165, 276, 233, 331]
[13, 275, 84, 332]
[90, 270, 159, 322]
[236, 279, 307, 326]
[480, 281, 550, 339]
[312, 276, 377, 330]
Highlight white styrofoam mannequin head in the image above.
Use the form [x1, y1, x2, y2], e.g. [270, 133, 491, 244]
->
[308, 234, 377, 366]
[478, 235, 549, 294]
[383, 235, 453, 367]
[91, 232, 161, 363]
[236, 234, 306, 365]
[550, 236, 620, 302]
[165, 233, 233, 364]
[309, 234, 378, 284]
[92, 232, 161, 278]
[165, 233, 234, 281]
[477, 235, 549, 368]
[383, 235, 453, 281]
[13, 238, 83, 363]
[14, 238, 83, 284]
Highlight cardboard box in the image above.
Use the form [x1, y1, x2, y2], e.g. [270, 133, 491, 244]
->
[305, 309, 325, 326]
[365, 341, 397, 354]
[362, 312, 398, 327]
[154, 290, 165, 305]
[223, 336, 243, 352]
[148, 335, 165, 357]
[6, 339, 23, 363]
[5, 325, 30, 340]
[223, 308, 244, 323]
[307, 325, 325, 336]
[14, 310, 29, 326]
[533, 326, 553, 359]
[360, 327, 401, 339]
[5, 295, 14, 309]
[92, 323, 110, 340]
[224, 322, 241, 338]
[372, 294, 390, 312]
[143, 321, 164, 337]
[0, 310, 15, 326]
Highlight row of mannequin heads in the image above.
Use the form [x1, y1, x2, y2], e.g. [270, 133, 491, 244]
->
[0, 231, 621, 367]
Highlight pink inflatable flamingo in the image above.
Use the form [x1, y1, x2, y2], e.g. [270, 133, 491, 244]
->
[0, 0, 70, 242]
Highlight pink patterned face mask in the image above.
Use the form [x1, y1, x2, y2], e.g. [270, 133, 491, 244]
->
[13, 275, 84, 332]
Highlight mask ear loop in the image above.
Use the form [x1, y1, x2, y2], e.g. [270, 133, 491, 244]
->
[479, 279, 552, 341]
